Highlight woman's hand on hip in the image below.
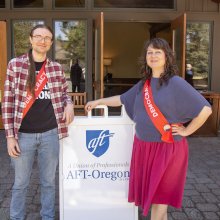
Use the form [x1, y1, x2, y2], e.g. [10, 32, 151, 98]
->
[172, 124, 188, 137]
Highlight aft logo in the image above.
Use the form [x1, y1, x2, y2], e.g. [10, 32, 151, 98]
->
[86, 130, 114, 157]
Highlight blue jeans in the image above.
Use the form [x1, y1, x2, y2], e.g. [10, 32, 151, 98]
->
[10, 128, 59, 220]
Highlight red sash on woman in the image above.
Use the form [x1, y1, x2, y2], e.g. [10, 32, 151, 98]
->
[22, 61, 47, 119]
[143, 79, 174, 143]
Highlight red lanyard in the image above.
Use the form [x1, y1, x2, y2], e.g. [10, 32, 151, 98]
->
[22, 61, 48, 119]
[143, 79, 174, 143]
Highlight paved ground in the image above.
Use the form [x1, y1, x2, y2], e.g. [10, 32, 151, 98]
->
[1, 130, 220, 220]
[0, 130, 59, 220]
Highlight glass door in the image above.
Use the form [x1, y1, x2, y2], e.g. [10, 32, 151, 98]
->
[54, 20, 87, 93]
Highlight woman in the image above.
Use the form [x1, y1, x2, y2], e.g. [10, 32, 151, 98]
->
[2, 24, 74, 220]
[85, 38, 212, 220]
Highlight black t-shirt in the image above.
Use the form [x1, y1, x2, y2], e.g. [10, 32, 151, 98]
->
[19, 61, 57, 133]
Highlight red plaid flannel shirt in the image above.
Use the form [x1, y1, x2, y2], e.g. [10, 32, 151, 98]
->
[2, 53, 73, 139]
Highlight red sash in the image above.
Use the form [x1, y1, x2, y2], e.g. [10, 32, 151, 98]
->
[22, 62, 47, 119]
[143, 79, 174, 143]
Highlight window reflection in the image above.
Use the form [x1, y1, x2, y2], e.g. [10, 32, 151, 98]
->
[13, 0, 43, 8]
[54, 21, 86, 92]
[0, 0, 5, 8]
[186, 23, 211, 90]
[13, 20, 44, 56]
[55, 0, 85, 7]
[94, 0, 174, 8]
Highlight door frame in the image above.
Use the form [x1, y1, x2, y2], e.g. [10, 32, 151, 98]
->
[0, 21, 7, 129]
[94, 12, 104, 99]
[171, 13, 186, 78]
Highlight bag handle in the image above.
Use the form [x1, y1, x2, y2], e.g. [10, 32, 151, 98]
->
[87, 105, 108, 118]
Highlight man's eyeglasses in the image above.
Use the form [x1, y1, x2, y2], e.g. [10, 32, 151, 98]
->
[32, 35, 52, 43]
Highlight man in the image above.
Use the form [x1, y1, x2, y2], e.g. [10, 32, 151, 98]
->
[2, 24, 74, 220]
[70, 59, 82, 92]
[185, 63, 194, 87]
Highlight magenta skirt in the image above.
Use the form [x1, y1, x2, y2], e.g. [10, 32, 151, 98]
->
[128, 135, 188, 216]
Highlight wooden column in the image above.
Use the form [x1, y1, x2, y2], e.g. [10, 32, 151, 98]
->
[0, 21, 7, 129]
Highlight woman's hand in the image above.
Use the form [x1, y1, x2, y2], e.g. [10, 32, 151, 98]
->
[172, 124, 188, 137]
[85, 96, 122, 112]
[63, 103, 74, 125]
[85, 100, 100, 112]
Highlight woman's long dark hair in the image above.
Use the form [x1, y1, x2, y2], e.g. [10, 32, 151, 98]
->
[139, 38, 178, 86]
[27, 24, 53, 96]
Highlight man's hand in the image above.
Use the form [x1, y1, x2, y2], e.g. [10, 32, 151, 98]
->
[7, 137, 21, 157]
[62, 103, 74, 125]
